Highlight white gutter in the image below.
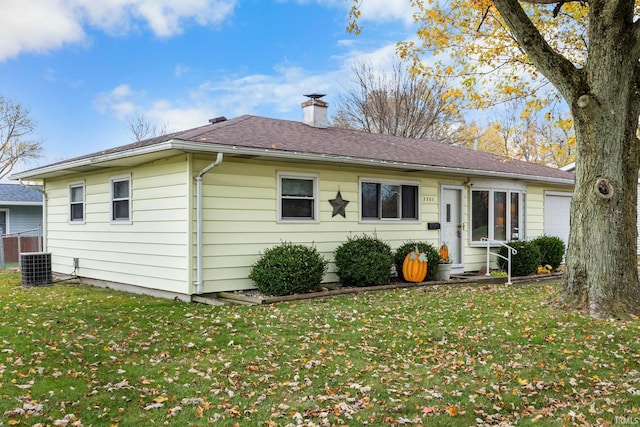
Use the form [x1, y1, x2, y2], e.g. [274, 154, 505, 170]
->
[194, 153, 223, 295]
[172, 141, 576, 186]
[10, 140, 180, 180]
[10, 138, 574, 186]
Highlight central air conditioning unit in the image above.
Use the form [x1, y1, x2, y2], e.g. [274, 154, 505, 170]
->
[20, 252, 52, 286]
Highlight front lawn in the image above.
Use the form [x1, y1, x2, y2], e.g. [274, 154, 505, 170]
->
[0, 271, 638, 426]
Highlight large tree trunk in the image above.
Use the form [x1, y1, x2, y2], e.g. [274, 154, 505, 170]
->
[492, 0, 640, 318]
[563, 103, 640, 318]
[560, 0, 640, 318]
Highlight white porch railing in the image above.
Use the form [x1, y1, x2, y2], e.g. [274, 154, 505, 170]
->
[481, 237, 518, 285]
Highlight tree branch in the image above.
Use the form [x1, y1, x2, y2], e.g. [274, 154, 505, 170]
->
[519, 0, 585, 4]
[491, 0, 585, 102]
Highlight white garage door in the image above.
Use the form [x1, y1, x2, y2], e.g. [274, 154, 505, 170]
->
[546, 188, 640, 255]
[544, 192, 572, 249]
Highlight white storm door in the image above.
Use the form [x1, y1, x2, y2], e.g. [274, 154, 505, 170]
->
[440, 186, 464, 266]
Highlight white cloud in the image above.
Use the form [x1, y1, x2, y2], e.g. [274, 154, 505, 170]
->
[339, 42, 400, 71]
[0, 0, 86, 60]
[92, 84, 141, 118]
[282, 0, 414, 25]
[92, 64, 342, 133]
[145, 100, 211, 131]
[87, 21, 447, 137]
[92, 41, 406, 132]
[349, 0, 415, 26]
[0, 0, 237, 61]
[175, 64, 190, 78]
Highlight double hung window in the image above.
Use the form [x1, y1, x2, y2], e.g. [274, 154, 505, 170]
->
[111, 175, 131, 222]
[278, 173, 318, 221]
[69, 182, 85, 222]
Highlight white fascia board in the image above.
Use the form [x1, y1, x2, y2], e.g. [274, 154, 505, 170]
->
[172, 140, 575, 186]
[11, 141, 178, 180]
[11, 138, 574, 186]
[0, 201, 43, 206]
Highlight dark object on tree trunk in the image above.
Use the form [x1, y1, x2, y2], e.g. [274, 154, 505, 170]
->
[595, 178, 613, 200]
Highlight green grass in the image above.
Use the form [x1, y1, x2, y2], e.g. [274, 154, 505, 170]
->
[1, 271, 639, 426]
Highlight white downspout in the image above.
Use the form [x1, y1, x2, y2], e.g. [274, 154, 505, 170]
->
[194, 153, 223, 294]
[19, 179, 47, 252]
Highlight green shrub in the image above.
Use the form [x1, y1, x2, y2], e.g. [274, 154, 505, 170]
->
[531, 235, 565, 269]
[393, 241, 440, 282]
[497, 240, 541, 276]
[249, 242, 328, 296]
[334, 234, 394, 287]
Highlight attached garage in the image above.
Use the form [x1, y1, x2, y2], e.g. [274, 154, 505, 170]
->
[544, 191, 572, 250]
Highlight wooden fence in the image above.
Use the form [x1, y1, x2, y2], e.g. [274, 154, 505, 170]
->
[2, 236, 42, 264]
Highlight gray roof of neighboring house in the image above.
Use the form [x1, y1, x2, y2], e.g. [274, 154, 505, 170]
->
[0, 183, 43, 204]
[11, 115, 576, 184]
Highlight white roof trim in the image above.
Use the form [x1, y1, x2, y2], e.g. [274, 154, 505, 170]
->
[11, 139, 574, 185]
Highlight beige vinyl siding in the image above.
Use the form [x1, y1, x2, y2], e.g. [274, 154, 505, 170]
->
[45, 155, 191, 294]
[42, 151, 573, 296]
[194, 157, 449, 293]
[525, 185, 546, 238]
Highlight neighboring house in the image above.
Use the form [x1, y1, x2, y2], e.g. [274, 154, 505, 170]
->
[0, 183, 43, 236]
[0, 183, 44, 262]
[11, 96, 575, 300]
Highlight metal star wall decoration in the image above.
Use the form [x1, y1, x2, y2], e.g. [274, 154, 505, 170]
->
[329, 190, 350, 218]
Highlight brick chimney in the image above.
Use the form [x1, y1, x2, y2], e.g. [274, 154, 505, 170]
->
[301, 94, 328, 128]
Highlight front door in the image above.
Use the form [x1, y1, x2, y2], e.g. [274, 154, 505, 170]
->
[440, 186, 464, 268]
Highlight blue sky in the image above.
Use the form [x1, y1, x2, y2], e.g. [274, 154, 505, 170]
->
[0, 0, 418, 174]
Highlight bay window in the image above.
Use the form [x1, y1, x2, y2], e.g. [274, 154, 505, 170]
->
[471, 189, 525, 243]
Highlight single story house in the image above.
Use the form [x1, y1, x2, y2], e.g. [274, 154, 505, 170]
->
[11, 96, 575, 300]
[0, 183, 43, 235]
[0, 183, 44, 262]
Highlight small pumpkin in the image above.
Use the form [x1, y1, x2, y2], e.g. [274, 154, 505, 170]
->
[439, 243, 449, 261]
[402, 246, 428, 283]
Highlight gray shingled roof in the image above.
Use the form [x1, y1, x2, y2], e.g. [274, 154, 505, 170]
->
[0, 183, 43, 204]
[13, 115, 576, 183]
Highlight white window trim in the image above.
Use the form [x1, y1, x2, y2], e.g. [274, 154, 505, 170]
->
[0, 209, 9, 235]
[277, 172, 319, 223]
[69, 181, 85, 224]
[110, 174, 132, 224]
[470, 188, 526, 246]
[359, 177, 421, 222]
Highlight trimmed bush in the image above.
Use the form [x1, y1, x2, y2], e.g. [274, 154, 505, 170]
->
[497, 240, 541, 277]
[334, 234, 394, 287]
[393, 241, 440, 282]
[249, 242, 328, 296]
[532, 235, 565, 269]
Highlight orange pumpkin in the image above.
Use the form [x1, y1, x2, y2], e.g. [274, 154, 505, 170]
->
[402, 247, 428, 283]
[439, 243, 449, 261]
